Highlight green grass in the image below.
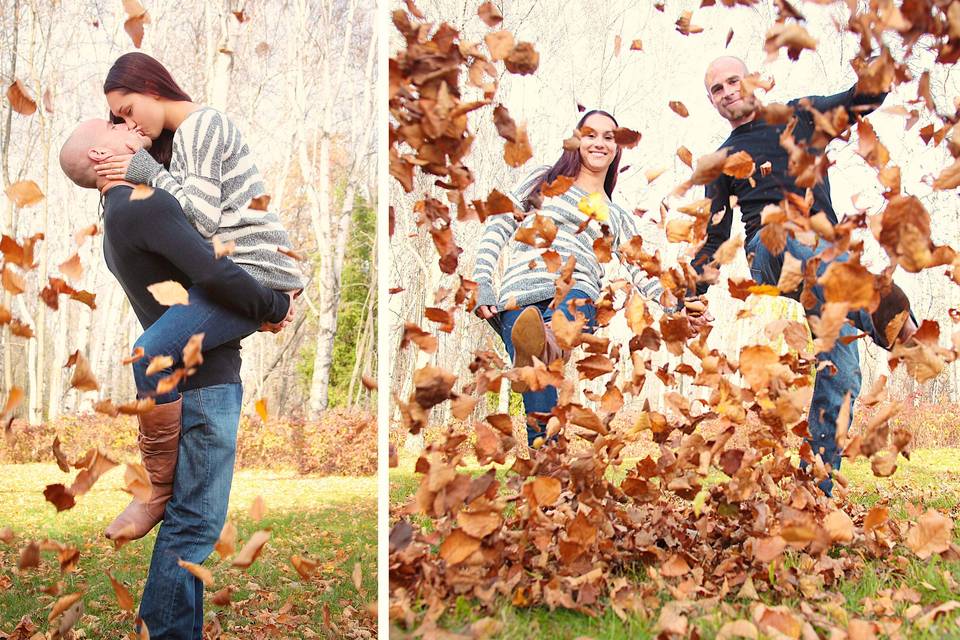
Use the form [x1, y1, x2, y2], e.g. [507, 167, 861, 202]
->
[390, 449, 960, 639]
[0, 464, 376, 637]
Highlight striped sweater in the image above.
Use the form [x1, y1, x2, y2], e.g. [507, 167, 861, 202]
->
[473, 165, 666, 310]
[125, 107, 305, 291]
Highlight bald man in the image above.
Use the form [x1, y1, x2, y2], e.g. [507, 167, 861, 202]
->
[60, 119, 291, 638]
[691, 57, 918, 496]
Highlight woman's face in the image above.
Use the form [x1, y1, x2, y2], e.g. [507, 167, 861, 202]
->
[578, 113, 618, 175]
[105, 90, 166, 140]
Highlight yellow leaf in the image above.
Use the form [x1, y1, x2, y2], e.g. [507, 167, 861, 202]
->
[255, 398, 268, 422]
[577, 192, 609, 222]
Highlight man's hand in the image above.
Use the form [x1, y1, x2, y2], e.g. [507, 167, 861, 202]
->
[259, 292, 296, 333]
[95, 153, 135, 182]
[475, 304, 498, 319]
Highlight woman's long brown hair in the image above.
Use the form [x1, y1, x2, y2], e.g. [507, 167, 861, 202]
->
[103, 53, 192, 168]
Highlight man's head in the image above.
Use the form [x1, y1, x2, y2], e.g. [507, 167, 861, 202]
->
[59, 119, 150, 189]
[704, 56, 758, 126]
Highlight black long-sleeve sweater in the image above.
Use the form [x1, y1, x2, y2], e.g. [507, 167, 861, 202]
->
[693, 85, 888, 295]
[102, 184, 290, 391]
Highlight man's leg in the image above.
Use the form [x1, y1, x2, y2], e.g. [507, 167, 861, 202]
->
[748, 236, 862, 495]
[138, 383, 243, 639]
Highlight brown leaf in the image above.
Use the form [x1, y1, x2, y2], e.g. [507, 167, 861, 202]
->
[177, 559, 214, 587]
[754, 535, 786, 562]
[505, 42, 539, 75]
[106, 571, 134, 611]
[232, 530, 270, 568]
[249, 495, 266, 522]
[182, 333, 204, 370]
[824, 509, 854, 543]
[630, 39, 643, 51]
[905, 509, 953, 559]
[129, 184, 154, 201]
[531, 476, 561, 506]
[690, 149, 730, 185]
[215, 521, 237, 560]
[52, 436, 70, 473]
[49, 592, 83, 622]
[716, 620, 758, 640]
[723, 150, 755, 178]
[5, 180, 44, 207]
[124, 14, 149, 48]
[484, 30, 514, 61]
[668, 101, 689, 117]
[492, 104, 517, 142]
[764, 22, 817, 61]
[147, 280, 189, 306]
[677, 146, 693, 168]
[291, 555, 319, 579]
[439, 528, 481, 565]
[18, 541, 39, 569]
[68, 351, 99, 392]
[124, 463, 152, 502]
[249, 194, 271, 211]
[478, 1, 503, 27]
[211, 586, 235, 607]
[661, 553, 691, 577]
[613, 127, 641, 148]
[145, 355, 174, 377]
[456, 508, 501, 539]
[2, 265, 25, 295]
[6, 80, 37, 116]
[504, 123, 532, 167]
[542, 175, 575, 197]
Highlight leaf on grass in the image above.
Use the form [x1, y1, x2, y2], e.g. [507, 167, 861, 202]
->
[147, 281, 189, 306]
[211, 586, 235, 606]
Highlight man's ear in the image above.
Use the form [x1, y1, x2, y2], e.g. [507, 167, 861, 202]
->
[88, 147, 110, 162]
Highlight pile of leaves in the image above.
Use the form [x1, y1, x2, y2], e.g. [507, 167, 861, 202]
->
[388, 0, 960, 637]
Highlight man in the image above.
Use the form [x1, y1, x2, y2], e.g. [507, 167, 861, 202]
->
[59, 119, 292, 638]
[692, 56, 917, 495]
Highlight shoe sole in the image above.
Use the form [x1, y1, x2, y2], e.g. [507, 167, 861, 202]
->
[511, 307, 545, 368]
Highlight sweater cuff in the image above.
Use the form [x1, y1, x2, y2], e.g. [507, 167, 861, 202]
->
[476, 282, 498, 308]
[125, 149, 163, 185]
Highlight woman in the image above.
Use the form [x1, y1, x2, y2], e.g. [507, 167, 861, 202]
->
[95, 52, 305, 541]
[473, 109, 670, 446]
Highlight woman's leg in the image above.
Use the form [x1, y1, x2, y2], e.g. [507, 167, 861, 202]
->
[131, 286, 262, 403]
[497, 291, 597, 446]
[107, 287, 261, 541]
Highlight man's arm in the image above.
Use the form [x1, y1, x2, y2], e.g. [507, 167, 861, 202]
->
[123, 190, 290, 323]
[691, 176, 735, 296]
[798, 84, 888, 120]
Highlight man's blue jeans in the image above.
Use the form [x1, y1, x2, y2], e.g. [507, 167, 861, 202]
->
[132, 286, 259, 404]
[138, 382, 243, 639]
[493, 290, 596, 446]
[747, 234, 883, 495]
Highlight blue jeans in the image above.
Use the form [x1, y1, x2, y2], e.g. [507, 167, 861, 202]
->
[747, 234, 883, 495]
[138, 383, 243, 639]
[493, 290, 596, 446]
[132, 286, 259, 404]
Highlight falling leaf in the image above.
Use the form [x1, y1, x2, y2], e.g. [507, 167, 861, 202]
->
[48, 591, 83, 622]
[677, 146, 693, 168]
[122, 185, 154, 205]
[824, 509, 854, 543]
[6, 80, 37, 116]
[106, 571, 134, 611]
[352, 562, 363, 591]
[5, 180, 44, 208]
[255, 398, 268, 422]
[532, 476, 561, 506]
[18, 541, 39, 569]
[67, 351, 99, 392]
[291, 555, 319, 579]
[613, 127, 641, 148]
[177, 559, 214, 587]
[124, 14, 150, 49]
[613, 34, 622, 56]
[255, 42, 270, 56]
[754, 535, 786, 562]
[52, 436, 70, 473]
[484, 30, 514, 61]
[147, 280, 189, 306]
[249, 495, 266, 522]
[145, 355, 174, 377]
[504, 123, 532, 166]
[478, 2, 503, 27]
[211, 586, 235, 606]
[504, 42, 539, 75]
[124, 463, 152, 502]
[182, 333, 204, 370]
[232, 530, 270, 568]
[630, 39, 643, 51]
[669, 101, 689, 117]
[249, 195, 271, 211]
[215, 521, 237, 560]
[764, 22, 817, 61]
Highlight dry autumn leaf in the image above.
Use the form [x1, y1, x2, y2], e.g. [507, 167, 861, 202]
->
[147, 280, 190, 306]
[232, 530, 270, 568]
[6, 80, 37, 116]
[177, 559, 214, 587]
[5, 180, 44, 207]
[106, 571, 135, 611]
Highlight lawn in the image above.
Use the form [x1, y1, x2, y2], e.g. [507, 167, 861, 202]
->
[390, 448, 960, 639]
[0, 463, 377, 638]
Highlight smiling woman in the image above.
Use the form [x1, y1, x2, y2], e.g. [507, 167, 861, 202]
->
[470, 109, 675, 447]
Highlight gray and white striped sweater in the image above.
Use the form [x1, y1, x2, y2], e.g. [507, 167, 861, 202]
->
[125, 107, 305, 291]
[473, 165, 666, 310]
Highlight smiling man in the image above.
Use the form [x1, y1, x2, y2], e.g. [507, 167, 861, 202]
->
[691, 55, 919, 496]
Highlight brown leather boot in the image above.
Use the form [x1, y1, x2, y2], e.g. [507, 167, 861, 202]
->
[105, 397, 182, 541]
[871, 283, 913, 350]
